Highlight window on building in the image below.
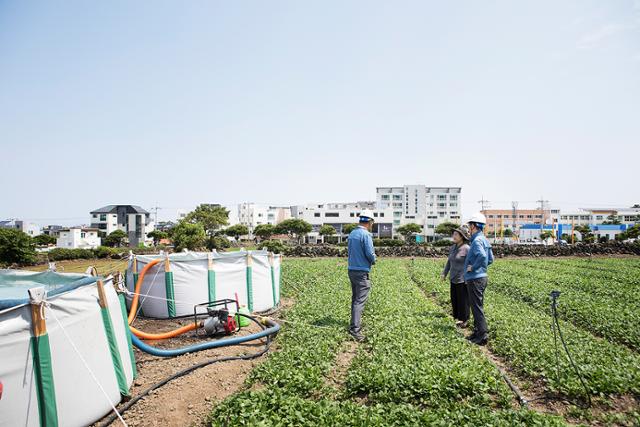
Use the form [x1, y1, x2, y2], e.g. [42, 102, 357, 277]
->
[438, 195, 447, 201]
[325, 212, 339, 217]
[99, 214, 106, 221]
[373, 213, 378, 217]
[93, 214, 98, 218]
[379, 213, 384, 217]
[394, 211, 402, 217]
[450, 195, 458, 201]
[381, 195, 390, 200]
[350, 213, 355, 217]
[393, 194, 402, 200]
[314, 213, 320, 217]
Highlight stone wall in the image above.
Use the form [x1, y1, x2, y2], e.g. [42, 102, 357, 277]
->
[283, 242, 640, 258]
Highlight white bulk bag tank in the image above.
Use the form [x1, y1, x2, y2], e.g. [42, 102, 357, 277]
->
[125, 250, 281, 318]
[0, 270, 136, 427]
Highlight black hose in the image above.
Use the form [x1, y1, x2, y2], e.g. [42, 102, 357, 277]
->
[551, 300, 592, 408]
[98, 335, 273, 426]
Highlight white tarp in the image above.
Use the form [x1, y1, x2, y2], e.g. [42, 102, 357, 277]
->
[126, 250, 282, 318]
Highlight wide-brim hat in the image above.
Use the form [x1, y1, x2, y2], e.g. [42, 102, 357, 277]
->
[453, 227, 470, 241]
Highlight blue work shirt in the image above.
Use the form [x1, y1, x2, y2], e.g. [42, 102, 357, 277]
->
[347, 225, 376, 272]
[464, 231, 494, 281]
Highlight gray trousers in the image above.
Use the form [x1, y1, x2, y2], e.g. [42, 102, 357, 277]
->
[466, 277, 488, 339]
[348, 270, 371, 334]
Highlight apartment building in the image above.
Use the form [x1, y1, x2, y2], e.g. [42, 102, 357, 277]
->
[376, 185, 462, 239]
[90, 205, 154, 246]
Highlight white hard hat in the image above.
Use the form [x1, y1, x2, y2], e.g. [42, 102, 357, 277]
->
[359, 209, 375, 222]
[467, 212, 487, 225]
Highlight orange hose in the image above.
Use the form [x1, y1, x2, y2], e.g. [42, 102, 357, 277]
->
[128, 258, 201, 340]
[130, 322, 200, 340]
[128, 259, 161, 324]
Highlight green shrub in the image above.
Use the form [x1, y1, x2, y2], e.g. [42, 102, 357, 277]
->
[93, 246, 123, 259]
[373, 238, 405, 247]
[432, 239, 452, 247]
[0, 229, 37, 266]
[47, 248, 95, 261]
[258, 240, 287, 254]
[207, 235, 231, 250]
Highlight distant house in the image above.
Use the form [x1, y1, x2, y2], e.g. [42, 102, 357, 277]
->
[0, 219, 41, 237]
[56, 228, 101, 249]
[42, 225, 64, 237]
[90, 205, 154, 247]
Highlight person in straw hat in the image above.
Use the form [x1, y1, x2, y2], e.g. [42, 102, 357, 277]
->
[441, 225, 471, 328]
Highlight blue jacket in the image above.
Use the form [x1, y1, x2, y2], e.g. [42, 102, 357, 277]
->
[464, 231, 494, 281]
[347, 226, 376, 272]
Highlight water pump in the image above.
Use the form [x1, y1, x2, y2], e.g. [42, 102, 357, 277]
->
[203, 307, 237, 336]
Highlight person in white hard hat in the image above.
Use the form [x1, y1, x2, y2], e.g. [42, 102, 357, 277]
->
[346, 209, 377, 342]
[463, 212, 494, 346]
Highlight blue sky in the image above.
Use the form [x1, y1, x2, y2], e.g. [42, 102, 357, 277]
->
[1, 1, 639, 224]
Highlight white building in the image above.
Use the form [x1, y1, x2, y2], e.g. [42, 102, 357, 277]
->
[90, 205, 154, 246]
[556, 207, 640, 227]
[376, 185, 462, 240]
[236, 203, 292, 236]
[0, 220, 41, 237]
[56, 227, 101, 249]
[291, 202, 394, 243]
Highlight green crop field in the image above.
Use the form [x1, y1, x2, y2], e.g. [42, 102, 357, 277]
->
[208, 257, 640, 426]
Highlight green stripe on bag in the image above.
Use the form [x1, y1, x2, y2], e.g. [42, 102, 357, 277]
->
[208, 270, 216, 302]
[270, 266, 277, 307]
[165, 271, 176, 317]
[100, 307, 129, 396]
[31, 334, 58, 427]
[246, 266, 254, 311]
[118, 293, 137, 378]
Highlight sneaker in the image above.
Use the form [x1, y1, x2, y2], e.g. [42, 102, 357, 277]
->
[456, 321, 468, 329]
[349, 331, 366, 343]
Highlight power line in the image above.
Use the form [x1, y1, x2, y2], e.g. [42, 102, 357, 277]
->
[478, 196, 491, 211]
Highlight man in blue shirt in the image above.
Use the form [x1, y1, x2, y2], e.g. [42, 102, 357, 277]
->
[347, 209, 377, 342]
[464, 212, 494, 346]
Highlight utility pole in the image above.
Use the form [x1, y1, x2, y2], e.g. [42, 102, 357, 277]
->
[478, 196, 491, 211]
[150, 205, 162, 226]
[478, 196, 491, 234]
[512, 201, 518, 240]
[536, 197, 549, 235]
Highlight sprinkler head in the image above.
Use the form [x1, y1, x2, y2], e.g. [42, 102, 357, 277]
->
[550, 290, 561, 300]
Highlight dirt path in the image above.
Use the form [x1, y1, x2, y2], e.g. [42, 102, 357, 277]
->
[96, 319, 270, 427]
[324, 340, 359, 395]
